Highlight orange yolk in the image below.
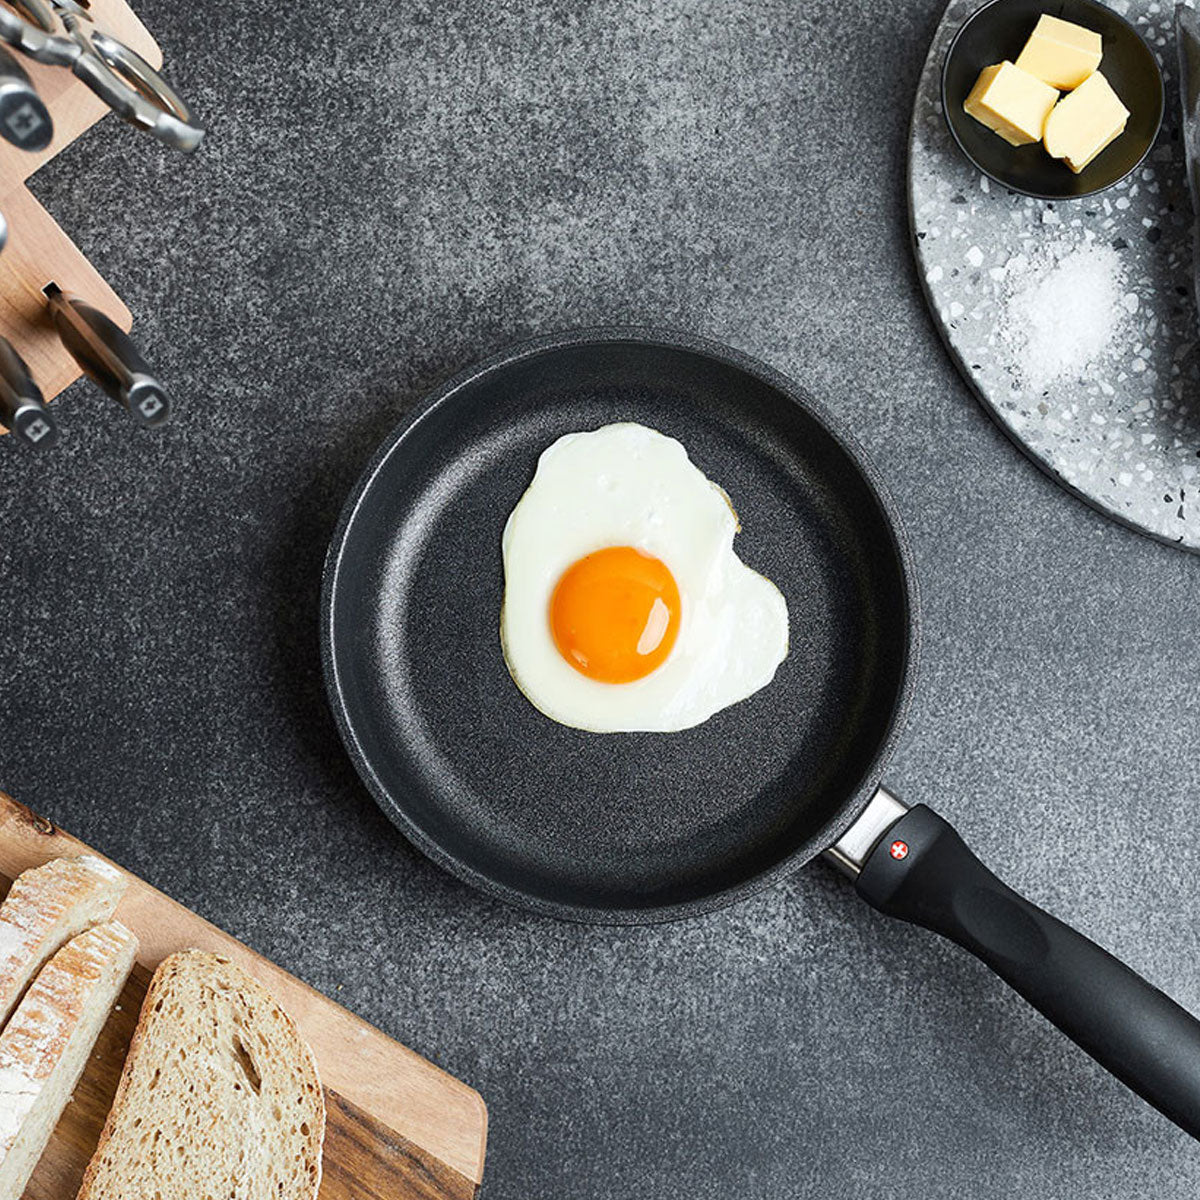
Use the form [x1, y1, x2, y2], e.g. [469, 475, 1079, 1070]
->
[549, 546, 681, 684]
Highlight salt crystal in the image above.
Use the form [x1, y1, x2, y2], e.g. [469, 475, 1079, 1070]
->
[998, 243, 1127, 392]
[965, 245, 984, 267]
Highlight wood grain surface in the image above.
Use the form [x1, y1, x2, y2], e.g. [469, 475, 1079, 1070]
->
[0, 0, 157, 422]
[0, 793, 487, 1199]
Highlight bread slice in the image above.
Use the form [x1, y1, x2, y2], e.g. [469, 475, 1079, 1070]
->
[77, 950, 325, 1200]
[0, 921, 137, 1200]
[0, 856, 126, 1028]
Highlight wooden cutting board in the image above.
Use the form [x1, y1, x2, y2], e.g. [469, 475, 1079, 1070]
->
[0, 792, 488, 1199]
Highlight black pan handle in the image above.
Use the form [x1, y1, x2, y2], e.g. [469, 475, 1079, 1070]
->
[856, 804, 1200, 1140]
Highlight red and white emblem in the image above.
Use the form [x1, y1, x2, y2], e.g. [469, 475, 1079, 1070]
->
[889, 840, 909, 860]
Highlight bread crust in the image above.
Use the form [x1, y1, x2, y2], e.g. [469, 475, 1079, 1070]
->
[0, 921, 137, 1200]
[0, 856, 126, 1028]
[77, 950, 325, 1200]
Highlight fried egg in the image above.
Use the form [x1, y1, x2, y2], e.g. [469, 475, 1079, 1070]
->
[500, 423, 789, 733]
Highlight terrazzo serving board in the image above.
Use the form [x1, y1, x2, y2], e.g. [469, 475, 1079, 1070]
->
[910, 0, 1200, 551]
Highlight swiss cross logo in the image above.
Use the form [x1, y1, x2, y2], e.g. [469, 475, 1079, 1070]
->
[4, 102, 45, 141]
[889, 840, 909, 860]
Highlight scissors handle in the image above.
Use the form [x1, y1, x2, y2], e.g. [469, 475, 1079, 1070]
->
[0, 0, 77, 66]
[65, 15, 203, 151]
[0, 0, 204, 150]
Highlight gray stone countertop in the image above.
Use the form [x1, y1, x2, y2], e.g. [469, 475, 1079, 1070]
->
[2, 0, 1199, 1195]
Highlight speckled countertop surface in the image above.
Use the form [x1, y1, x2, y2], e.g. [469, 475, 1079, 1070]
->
[1, 0, 1199, 1196]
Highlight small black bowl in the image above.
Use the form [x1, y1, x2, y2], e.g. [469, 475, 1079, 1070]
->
[942, 0, 1164, 199]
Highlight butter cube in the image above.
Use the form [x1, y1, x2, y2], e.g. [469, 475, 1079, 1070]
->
[1043, 70, 1129, 172]
[963, 61, 1060, 146]
[1015, 14, 1103, 91]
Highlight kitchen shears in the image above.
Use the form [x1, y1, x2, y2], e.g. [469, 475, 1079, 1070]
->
[0, 0, 202, 151]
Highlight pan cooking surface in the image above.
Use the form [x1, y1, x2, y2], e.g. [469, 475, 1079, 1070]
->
[322, 332, 915, 920]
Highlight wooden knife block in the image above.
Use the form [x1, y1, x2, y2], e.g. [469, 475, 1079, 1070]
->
[0, 0, 160, 430]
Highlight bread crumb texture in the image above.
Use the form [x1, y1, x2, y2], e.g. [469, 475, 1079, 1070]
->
[77, 951, 325, 1200]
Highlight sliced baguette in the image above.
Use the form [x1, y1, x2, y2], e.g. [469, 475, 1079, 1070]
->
[0, 921, 137, 1200]
[77, 950, 325, 1200]
[0, 855, 126, 1028]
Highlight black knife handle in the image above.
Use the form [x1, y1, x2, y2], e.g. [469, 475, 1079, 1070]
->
[0, 45, 52, 152]
[46, 287, 170, 427]
[0, 337, 57, 449]
[857, 804, 1200, 1140]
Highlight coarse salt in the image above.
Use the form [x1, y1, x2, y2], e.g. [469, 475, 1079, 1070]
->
[998, 242, 1128, 393]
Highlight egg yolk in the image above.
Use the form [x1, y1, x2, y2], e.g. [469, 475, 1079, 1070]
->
[549, 547, 681, 684]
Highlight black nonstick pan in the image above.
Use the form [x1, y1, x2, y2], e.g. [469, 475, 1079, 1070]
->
[322, 328, 1200, 1139]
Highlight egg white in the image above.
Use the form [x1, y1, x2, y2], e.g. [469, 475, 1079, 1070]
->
[500, 422, 789, 733]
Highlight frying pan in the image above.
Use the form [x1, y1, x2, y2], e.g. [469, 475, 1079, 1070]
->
[321, 328, 1200, 1139]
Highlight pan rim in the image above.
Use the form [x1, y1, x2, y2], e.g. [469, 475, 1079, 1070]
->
[320, 326, 922, 924]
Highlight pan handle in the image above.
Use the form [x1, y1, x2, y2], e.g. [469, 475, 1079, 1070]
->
[853, 802, 1200, 1141]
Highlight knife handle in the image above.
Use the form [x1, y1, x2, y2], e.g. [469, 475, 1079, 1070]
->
[46, 286, 170, 427]
[0, 338, 57, 449]
[0, 45, 52, 152]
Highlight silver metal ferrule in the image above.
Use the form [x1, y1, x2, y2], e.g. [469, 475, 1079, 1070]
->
[822, 786, 908, 878]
